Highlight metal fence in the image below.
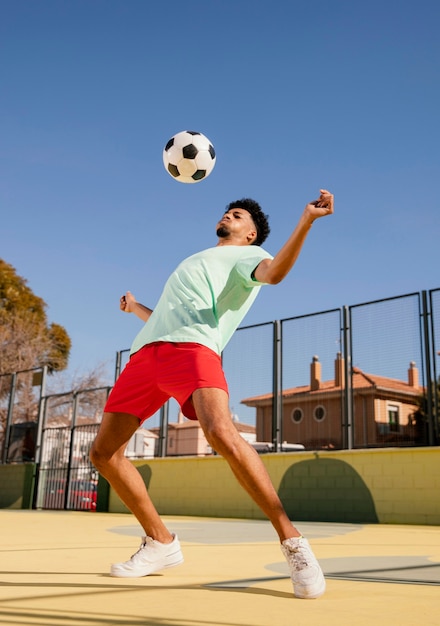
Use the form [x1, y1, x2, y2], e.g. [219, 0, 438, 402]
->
[0, 367, 46, 464]
[34, 386, 112, 511]
[223, 289, 439, 450]
[1, 288, 439, 508]
[0, 370, 111, 510]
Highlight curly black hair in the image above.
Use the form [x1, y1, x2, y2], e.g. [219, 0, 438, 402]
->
[225, 198, 270, 246]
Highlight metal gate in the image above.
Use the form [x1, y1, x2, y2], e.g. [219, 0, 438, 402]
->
[35, 387, 111, 511]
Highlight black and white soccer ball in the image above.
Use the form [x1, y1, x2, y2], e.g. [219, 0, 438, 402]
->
[163, 131, 216, 184]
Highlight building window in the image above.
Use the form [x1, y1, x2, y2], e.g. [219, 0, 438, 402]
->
[313, 405, 326, 422]
[388, 405, 400, 432]
[291, 408, 303, 424]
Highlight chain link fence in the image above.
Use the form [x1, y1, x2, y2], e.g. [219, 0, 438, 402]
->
[1, 288, 439, 501]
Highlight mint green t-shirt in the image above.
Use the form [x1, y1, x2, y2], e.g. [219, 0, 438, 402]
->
[130, 245, 273, 356]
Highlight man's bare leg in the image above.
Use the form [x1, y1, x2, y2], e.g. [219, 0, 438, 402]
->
[192, 387, 301, 542]
[90, 412, 173, 544]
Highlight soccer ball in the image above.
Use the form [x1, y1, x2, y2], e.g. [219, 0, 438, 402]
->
[163, 131, 216, 184]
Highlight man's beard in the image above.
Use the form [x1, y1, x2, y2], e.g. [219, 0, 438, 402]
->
[216, 225, 230, 238]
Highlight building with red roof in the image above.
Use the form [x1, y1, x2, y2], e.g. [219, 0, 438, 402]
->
[241, 354, 423, 449]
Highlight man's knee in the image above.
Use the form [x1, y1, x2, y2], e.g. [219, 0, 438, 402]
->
[203, 423, 243, 457]
[89, 442, 104, 468]
[89, 440, 116, 470]
[89, 411, 138, 469]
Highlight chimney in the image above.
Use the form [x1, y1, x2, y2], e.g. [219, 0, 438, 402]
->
[408, 361, 419, 388]
[310, 355, 321, 391]
[335, 352, 345, 387]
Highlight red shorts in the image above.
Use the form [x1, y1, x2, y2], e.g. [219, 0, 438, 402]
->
[104, 342, 228, 423]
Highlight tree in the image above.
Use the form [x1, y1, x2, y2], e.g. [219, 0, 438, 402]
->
[0, 259, 71, 376]
[0, 260, 72, 456]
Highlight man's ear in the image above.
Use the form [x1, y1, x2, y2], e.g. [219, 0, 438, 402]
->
[246, 229, 257, 244]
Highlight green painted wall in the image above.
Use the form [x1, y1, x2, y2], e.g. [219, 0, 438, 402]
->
[2, 448, 439, 525]
[109, 448, 440, 525]
[0, 463, 35, 509]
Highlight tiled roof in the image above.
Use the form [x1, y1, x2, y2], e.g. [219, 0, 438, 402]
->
[150, 420, 256, 433]
[241, 368, 422, 404]
[234, 422, 256, 434]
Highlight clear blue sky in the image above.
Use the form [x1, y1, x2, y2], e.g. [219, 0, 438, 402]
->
[1, 0, 439, 384]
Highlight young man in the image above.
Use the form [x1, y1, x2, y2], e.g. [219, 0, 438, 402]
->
[90, 189, 334, 599]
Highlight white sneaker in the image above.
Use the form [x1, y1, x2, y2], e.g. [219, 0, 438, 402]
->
[281, 536, 326, 599]
[110, 534, 184, 578]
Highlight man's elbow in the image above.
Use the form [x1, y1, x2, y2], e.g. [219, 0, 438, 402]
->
[264, 273, 284, 285]
[254, 264, 284, 285]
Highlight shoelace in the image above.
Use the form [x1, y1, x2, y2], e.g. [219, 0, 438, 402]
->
[130, 537, 153, 561]
[286, 546, 309, 571]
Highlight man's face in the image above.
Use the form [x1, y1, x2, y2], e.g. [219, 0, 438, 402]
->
[216, 208, 257, 244]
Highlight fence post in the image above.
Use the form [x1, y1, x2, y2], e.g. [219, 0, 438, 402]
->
[158, 402, 169, 457]
[421, 291, 435, 445]
[428, 290, 439, 443]
[34, 366, 48, 466]
[272, 320, 282, 452]
[342, 306, 353, 449]
[114, 350, 123, 382]
[2, 373, 17, 463]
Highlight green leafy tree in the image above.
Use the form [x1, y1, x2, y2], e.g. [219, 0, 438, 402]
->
[0, 259, 72, 456]
[0, 258, 71, 377]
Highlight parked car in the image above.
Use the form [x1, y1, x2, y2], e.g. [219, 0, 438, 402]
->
[251, 442, 305, 453]
[69, 479, 97, 511]
[43, 477, 97, 511]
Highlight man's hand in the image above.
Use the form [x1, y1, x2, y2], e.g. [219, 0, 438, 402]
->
[304, 189, 334, 222]
[120, 291, 153, 322]
[120, 290, 138, 313]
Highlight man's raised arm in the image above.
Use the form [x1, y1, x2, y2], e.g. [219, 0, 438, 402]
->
[253, 189, 334, 285]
